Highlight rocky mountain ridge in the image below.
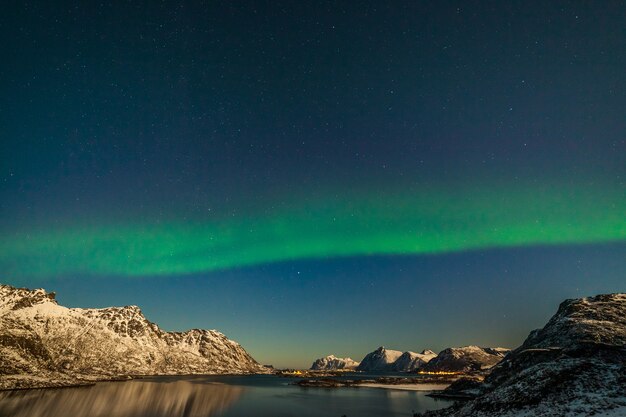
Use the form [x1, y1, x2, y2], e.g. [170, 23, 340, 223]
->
[419, 293, 626, 417]
[420, 346, 510, 373]
[0, 284, 267, 389]
[354, 345, 507, 373]
[356, 346, 405, 371]
[393, 349, 438, 372]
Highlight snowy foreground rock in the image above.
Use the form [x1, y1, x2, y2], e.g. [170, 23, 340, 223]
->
[310, 355, 360, 370]
[419, 293, 626, 417]
[0, 284, 267, 390]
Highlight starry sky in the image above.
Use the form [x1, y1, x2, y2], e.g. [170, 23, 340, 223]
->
[1, 1, 625, 368]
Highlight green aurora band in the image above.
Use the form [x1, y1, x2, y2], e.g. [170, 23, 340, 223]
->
[1, 182, 624, 279]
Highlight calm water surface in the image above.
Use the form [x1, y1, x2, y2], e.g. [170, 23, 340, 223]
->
[0, 375, 452, 417]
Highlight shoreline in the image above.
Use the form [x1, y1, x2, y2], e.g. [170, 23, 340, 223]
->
[293, 375, 459, 390]
[0, 371, 269, 392]
[359, 383, 450, 391]
[0, 372, 457, 393]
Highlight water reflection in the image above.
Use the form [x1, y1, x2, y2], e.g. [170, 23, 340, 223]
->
[0, 379, 243, 417]
[0, 375, 452, 417]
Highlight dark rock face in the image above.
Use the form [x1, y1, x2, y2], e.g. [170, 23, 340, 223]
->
[427, 376, 484, 400]
[10, 289, 56, 310]
[0, 325, 54, 374]
[418, 293, 626, 417]
[0, 284, 268, 389]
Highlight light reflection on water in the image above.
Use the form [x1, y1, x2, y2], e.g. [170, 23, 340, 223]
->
[0, 375, 451, 417]
[0, 379, 243, 417]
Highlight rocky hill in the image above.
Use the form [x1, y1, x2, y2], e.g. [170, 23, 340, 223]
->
[310, 355, 359, 370]
[419, 293, 626, 417]
[393, 349, 438, 372]
[356, 346, 404, 371]
[0, 284, 267, 389]
[421, 346, 509, 373]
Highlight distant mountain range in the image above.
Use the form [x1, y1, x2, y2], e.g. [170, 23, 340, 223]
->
[311, 346, 507, 373]
[0, 284, 267, 389]
[420, 346, 509, 373]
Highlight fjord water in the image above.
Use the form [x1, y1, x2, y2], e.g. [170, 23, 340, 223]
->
[0, 375, 450, 417]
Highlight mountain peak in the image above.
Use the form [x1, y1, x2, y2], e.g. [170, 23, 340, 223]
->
[1, 284, 58, 312]
[0, 283, 268, 389]
[356, 346, 403, 371]
[392, 349, 438, 372]
[310, 354, 359, 370]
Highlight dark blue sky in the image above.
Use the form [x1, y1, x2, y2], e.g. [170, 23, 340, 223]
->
[2, 1, 624, 222]
[1, 1, 625, 367]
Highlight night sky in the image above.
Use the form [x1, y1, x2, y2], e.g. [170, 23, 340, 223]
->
[1, 1, 625, 368]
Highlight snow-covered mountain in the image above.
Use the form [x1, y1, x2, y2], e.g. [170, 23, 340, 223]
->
[418, 293, 626, 417]
[393, 349, 438, 372]
[0, 284, 267, 389]
[310, 355, 360, 370]
[354, 347, 438, 372]
[356, 346, 404, 371]
[421, 346, 509, 373]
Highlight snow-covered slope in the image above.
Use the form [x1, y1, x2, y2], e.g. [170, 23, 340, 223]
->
[419, 293, 626, 417]
[0, 284, 267, 389]
[310, 355, 360, 370]
[356, 346, 404, 371]
[421, 346, 509, 373]
[393, 349, 438, 372]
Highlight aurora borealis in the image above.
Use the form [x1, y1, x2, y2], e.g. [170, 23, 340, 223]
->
[1, 1, 625, 367]
[1, 181, 624, 278]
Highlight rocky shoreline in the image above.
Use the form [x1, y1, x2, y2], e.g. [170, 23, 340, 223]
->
[417, 294, 626, 417]
[0, 373, 137, 391]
